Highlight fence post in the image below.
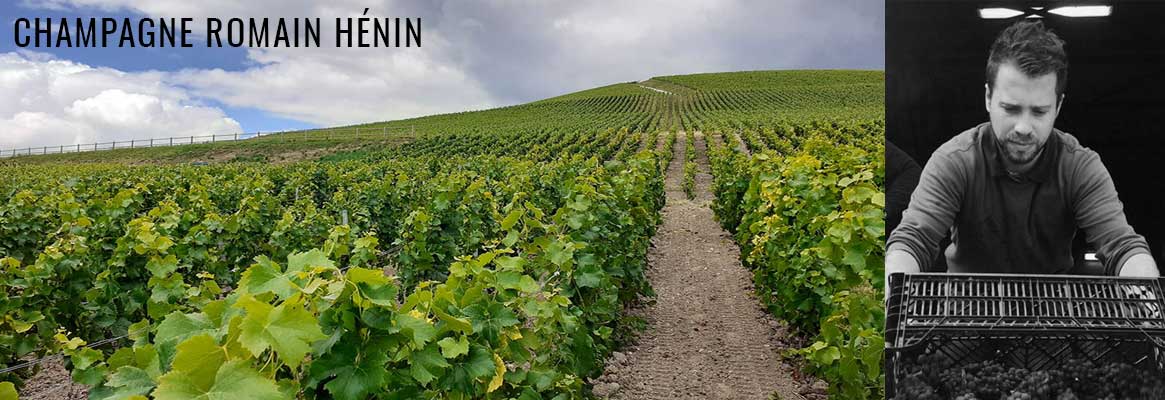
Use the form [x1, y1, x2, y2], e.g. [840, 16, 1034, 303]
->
[170, 137, 174, 146]
[235, 133, 239, 141]
[150, 138, 154, 147]
[190, 136, 194, 144]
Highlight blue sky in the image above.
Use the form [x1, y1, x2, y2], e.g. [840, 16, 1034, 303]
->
[0, 1, 317, 139]
[0, 0, 884, 149]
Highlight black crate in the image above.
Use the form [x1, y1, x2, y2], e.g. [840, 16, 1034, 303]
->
[885, 272, 1165, 396]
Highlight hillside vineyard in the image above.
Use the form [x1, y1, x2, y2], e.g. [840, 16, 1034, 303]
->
[0, 71, 887, 399]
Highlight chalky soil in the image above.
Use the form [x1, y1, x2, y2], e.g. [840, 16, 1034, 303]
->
[592, 132, 816, 400]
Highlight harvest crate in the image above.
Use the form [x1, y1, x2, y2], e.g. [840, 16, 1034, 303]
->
[884, 272, 1165, 396]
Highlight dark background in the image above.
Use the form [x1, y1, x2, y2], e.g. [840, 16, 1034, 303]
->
[887, 0, 1165, 265]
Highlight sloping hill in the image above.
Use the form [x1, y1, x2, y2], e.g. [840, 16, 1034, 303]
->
[2, 70, 882, 165]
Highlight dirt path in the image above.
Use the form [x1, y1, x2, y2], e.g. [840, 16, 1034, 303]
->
[17, 358, 87, 400]
[592, 132, 811, 400]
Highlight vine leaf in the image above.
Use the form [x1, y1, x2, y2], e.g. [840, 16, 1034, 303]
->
[237, 296, 326, 368]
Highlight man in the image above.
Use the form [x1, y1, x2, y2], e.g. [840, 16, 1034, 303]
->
[885, 20, 1158, 282]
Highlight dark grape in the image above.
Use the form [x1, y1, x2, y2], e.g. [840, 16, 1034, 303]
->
[893, 354, 1165, 400]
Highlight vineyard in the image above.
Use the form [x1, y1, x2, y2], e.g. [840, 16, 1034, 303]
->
[1, 70, 885, 399]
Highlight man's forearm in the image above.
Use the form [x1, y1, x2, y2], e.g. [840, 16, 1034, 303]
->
[1118, 253, 1160, 277]
[885, 249, 921, 298]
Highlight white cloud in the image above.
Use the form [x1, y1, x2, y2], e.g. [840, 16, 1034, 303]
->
[14, 0, 500, 127]
[0, 51, 241, 149]
[167, 37, 498, 127]
[3, 0, 884, 148]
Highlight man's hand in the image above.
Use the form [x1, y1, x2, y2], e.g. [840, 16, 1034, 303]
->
[1118, 253, 1160, 277]
[884, 249, 921, 302]
[1116, 254, 1160, 320]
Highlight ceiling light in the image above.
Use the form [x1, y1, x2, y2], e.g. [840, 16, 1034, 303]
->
[1026, 14, 1044, 18]
[1048, 5, 1112, 17]
[979, 8, 1025, 19]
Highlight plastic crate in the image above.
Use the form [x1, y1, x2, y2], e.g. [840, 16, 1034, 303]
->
[885, 272, 1165, 396]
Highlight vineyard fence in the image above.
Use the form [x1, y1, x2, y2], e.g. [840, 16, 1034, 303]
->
[0, 125, 416, 159]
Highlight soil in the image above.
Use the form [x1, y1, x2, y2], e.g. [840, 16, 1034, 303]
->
[593, 132, 822, 400]
[17, 357, 88, 400]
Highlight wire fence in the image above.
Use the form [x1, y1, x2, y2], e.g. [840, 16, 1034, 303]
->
[0, 125, 416, 159]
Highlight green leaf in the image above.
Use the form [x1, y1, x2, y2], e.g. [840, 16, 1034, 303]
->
[156, 312, 216, 349]
[274, 380, 298, 399]
[437, 335, 469, 359]
[168, 335, 226, 389]
[862, 339, 884, 380]
[517, 275, 539, 293]
[153, 359, 282, 400]
[433, 308, 473, 335]
[287, 249, 335, 272]
[0, 382, 16, 400]
[237, 296, 326, 368]
[131, 345, 162, 379]
[443, 344, 495, 393]
[463, 302, 519, 345]
[309, 337, 388, 400]
[545, 240, 573, 267]
[359, 307, 395, 331]
[495, 256, 525, 272]
[842, 246, 866, 269]
[72, 364, 107, 387]
[146, 254, 179, 278]
[394, 312, 437, 348]
[238, 256, 296, 300]
[108, 348, 136, 370]
[409, 343, 450, 385]
[72, 347, 104, 369]
[348, 268, 397, 307]
[814, 345, 841, 365]
[574, 263, 603, 288]
[462, 345, 495, 379]
[839, 349, 859, 383]
[105, 366, 156, 398]
[128, 319, 151, 346]
[502, 230, 519, 247]
[500, 210, 522, 231]
[571, 329, 595, 375]
[495, 272, 523, 290]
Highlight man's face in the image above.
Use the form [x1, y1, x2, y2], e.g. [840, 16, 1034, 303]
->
[985, 62, 1063, 169]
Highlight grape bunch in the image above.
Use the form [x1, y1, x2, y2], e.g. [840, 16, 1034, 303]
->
[893, 355, 1165, 400]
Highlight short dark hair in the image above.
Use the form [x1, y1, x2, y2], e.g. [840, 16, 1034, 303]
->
[986, 20, 1068, 99]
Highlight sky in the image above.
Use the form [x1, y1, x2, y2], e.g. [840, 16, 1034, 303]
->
[0, 0, 884, 150]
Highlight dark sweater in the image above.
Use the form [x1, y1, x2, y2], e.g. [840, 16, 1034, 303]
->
[887, 122, 1150, 275]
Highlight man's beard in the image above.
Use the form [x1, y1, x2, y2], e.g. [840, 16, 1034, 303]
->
[999, 134, 1044, 165]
